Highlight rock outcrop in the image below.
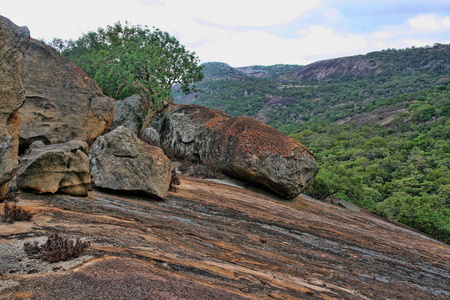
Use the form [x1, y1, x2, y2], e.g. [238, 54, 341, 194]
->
[16, 140, 90, 196]
[0, 16, 30, 200]
[89, 126, 171, 199]
[20, 39, 114, 150]
[158, 105, 318, 198]
[108, 94, 146, 136]
[292, 56, 382, 82]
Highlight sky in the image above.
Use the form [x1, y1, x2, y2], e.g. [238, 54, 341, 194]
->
[2, 0, 450, 67]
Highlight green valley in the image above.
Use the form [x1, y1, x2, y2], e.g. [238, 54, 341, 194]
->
[173, 44, 450, 243]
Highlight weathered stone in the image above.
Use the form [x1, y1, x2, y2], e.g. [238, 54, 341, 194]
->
[20, 39, 114, 150]
[158, 105, 319, 199]
[109, 94, 146, 136]
[140, 127, 161, 147]
[16, 140, 90, 196]
[0, 16, 30, 200]
[90, 126, 171, 199]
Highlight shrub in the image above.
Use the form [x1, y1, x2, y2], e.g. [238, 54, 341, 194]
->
[2, 203, 33, 223]
[24, 233, 90, 263]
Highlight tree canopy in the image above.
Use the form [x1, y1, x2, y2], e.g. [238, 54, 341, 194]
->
[53, 21, 203, 103]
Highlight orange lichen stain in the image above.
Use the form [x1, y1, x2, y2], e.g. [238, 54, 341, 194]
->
[11, 292, 34, 299]
[216, 116, 314, 158]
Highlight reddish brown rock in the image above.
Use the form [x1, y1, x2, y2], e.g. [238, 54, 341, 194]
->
[20, 39, 114, 150]
[0, 16, 30, 200]
[158, 105, 318, 198]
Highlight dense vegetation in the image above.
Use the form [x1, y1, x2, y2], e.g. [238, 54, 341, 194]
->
[174, 44, 450, 243]
[52, 21, 203, 132]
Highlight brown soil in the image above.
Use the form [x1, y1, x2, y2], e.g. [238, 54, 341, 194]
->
[1, 175, 449, 299]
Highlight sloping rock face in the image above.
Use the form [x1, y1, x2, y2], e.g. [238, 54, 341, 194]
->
[0, 16, 30, 200]
[90, 126, 171, 199]
[20, 39, 114, 150]
[159, 105, 318, 198]
[16, 140, 90, 196]
[1, 176, 449, 299]
[108, 94, 146, 136]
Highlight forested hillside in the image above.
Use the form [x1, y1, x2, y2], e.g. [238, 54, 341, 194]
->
[173, 43, 450, 243]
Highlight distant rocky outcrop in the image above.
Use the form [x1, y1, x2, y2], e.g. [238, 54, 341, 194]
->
[292, 56, 382, 82]
[336, 103, 409, 126]
[20, 39, 114, 150]
[16, 140, 90, 196]
[0, 16, 30, 200]
[108, 94, 146, 136]
[89, 126, 171, 199]
[158, 105, 318, 199]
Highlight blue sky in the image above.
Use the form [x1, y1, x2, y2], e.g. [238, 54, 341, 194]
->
[2, 0, 450, 67]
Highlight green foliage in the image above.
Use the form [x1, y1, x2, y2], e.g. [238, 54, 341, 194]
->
[411, 104, 436, 122]
[175, 44, 450, 243]
[53, 21, 203, 131]
[290, 118, 450, 244]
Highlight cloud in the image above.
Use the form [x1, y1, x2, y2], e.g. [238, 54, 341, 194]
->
[408, 14, 450, 31]
[2, 0, 450, 67]
[191, 0, 322, 27]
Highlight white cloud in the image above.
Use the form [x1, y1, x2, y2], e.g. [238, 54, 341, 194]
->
[408, 14, 450, 31]
[1, 0, 450, 67]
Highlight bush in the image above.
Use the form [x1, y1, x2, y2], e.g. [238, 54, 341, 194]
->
[411, 104, 435, 123]
[2, 203, 33, 223]
[24, 233, 90, 263]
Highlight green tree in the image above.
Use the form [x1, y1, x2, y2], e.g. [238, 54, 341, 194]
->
[55, 21, 203, 131]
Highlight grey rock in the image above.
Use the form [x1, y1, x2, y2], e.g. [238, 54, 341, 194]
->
[140, 127, 161, 147]
[90, 126, 171, 199]
[109, 94, 145, 136]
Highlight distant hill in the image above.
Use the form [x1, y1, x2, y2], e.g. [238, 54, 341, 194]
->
[173, 44, 450, 244]
[173, 43, 450, 128]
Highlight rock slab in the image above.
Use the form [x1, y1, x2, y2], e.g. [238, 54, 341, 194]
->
[16, 140, 90, 196]
[90, 126, 171, 199]
[158, 105, 319, 199]
[20, 39, 115, 149]
[0, 16, 30, 200]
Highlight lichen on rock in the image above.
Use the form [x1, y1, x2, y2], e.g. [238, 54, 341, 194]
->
[158, 105, 319, 199]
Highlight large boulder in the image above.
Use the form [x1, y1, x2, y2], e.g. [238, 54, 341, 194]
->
[89, 126, 171, 200]
[108, 94, 146, 136]
[158, 105, 319, 199]
[16, 140, 90, 196]
[20, 39, 114, 150]
[0, 16, 30, 200]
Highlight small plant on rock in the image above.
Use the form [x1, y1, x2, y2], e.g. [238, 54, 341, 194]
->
[2, 203, 33, 223]
[24, 233, 90, 263]
[169, 168, 181, 192]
